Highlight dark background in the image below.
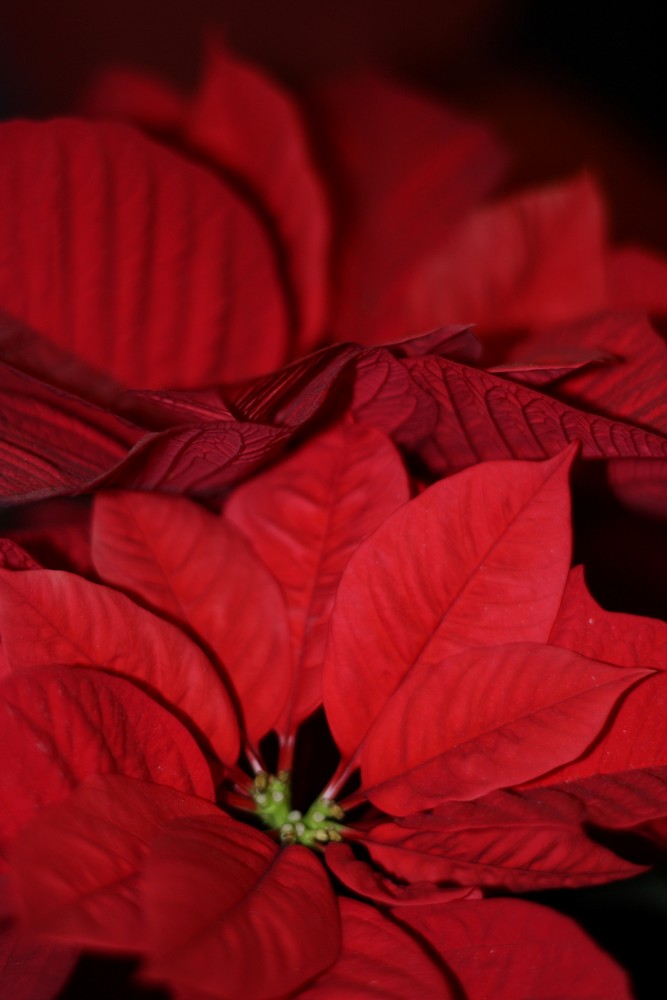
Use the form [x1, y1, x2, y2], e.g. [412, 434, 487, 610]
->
[1, 3, 666, 997]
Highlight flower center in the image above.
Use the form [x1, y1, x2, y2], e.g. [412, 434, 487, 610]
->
[251, 771, 345, 847]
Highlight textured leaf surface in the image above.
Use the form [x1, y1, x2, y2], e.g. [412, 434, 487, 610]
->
[0, 363, 141, 504]
[364, 785, 644, 891]
[315, 72, 506, 344]
[398, 899, 633, 999]
[513, 312, 667, 435]
[299, 899, 455, 999]
[92, 491, 291, 740]
[0, 666, 214, 846]
[0, 569, 240, 764]
[361, 643, 648, 814]
[226, 421, 409, 728]
[325, 450, 574, 759]
[325, 844, 475, 907]
[11, 775, 218, 951]
[144, 814, 340, 999]
[396, 356, 667, 477]
[0, 118, 288, 387]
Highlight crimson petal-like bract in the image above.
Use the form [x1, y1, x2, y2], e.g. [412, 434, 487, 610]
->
[325, 449, 576, 760]
[91, 491, 292, 741]
[0, 569, 240, 764]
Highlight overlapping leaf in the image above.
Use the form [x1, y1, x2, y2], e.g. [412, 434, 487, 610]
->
[324, 449, 575, 759]
[143, 814, 340, 1000]
[11, 775, 219, 951]
[397, 899, 633, 999]
[226, 420, 409, 729]
[363, 785, 644, 891]
[0, 118, 289, 388]
[325, 844, 477, 907]
[0, 569, 240, 764]
[313, 72, 506, 344]
[0, 666, 214, 846]
[299, 899, 455, 999]
[360, 643, 648, 814]
[92, 491, 292, 740]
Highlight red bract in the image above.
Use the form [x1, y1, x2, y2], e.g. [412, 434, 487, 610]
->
[0, 432, 662, 997]
[1, 42, 667, 514]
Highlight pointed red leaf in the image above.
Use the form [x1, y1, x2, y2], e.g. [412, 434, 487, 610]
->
[314, 72, 506, 344]
[0, 665, 214, 846]
[396, 356, 667, 478]
[397, 899, 633, 1000]
[143, 814, 340, 1000]
[0, 569, 240, 765]
[11, 775, 219, 952]
[546, 766, 667, 840]
[0, 118, 288, 388]
[361, 643, 649, 814]
[325, 844, 475, 907]
[325, 450, 575, 760]
[299, 899, 455, 999]
[527, 569, 667, 784]
[92, 491, 292, 740]
[550, 565, 667, 670]
[364, 784, 644, 891]
[226, 421, 409, 729]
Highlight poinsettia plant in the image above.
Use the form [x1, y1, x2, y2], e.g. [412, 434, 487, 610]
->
[1, 31, 667, 1000]
[2, 422, 667, 997]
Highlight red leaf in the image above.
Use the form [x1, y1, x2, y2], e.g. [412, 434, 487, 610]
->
[143, 814, 340, 1000]
[397, 898, 633, 999]
[325, 844, 476, 907]
[364, 785, 644, 891]
[314, 72, 506, 344]
[299, 898, 455, 999]
[92, 491, 292, 741]
[324, 449, 575, 760]
[397, 356, 667, 477]
[226, 421, 409, 730]
[87, 42, 331, 354]
[529, 568, 667, 783]
[186, 41, 330, 352]
[408, 173, 608, 335]
[0, 916, 76, 1000]
[0, 118, 289, 388]
[0, 362, 142, 504]
[0, 539, 39, 571]
[0, 665, 214, 847]
[0, 569, 240, 765]
[608, 245, 667, 315]
[550, 565, 667, 670]
[361, 643, 649, 814]
[11, 775, 219, 952]
[512, 312, 667, 435]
